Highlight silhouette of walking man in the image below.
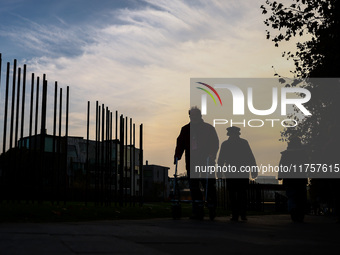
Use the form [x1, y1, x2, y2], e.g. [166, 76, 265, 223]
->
[174, 106, 219, 219]
[218, 126, 257, 221]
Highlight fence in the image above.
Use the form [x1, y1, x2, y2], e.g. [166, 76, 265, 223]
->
[217, 180, 286, 212]
[0, 53, 143, 206]
[169, 177, 287, 213]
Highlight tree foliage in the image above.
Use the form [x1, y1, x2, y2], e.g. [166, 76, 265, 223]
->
[262, 0, 340, 145]
[262, 0, 340, 78]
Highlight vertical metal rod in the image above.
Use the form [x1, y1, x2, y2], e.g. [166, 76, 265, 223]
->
[101, 104, 104, 205]
[115, 111, 118, 140]
[65, 86, 69, 137]
[51, 82, 57, 204]
[64, 86, 69, 204]
[109, 111, 113, 205]
[104, 107, 107, 205]
[34, 77, 40, 137]
[15, 67, 21, 147]
[139, 124, 143, 206]
[115, 110, 118, 205]
[13, 67, 21, 201]
[224, 179, 226, 209]
[58, 88, 62, 142]
[39, 79, 47, 203]
[8, 60, 16, 201]
[105, 107, 108, 158]
[41, 80, 47, 136]
[107, 108, 110, 205]
[9, 59, 17, 149]
[86, 101, 90, 205]
[133, 123, 136, 206]
[119, 115, 124, 206]
[110, 112, 113, 141]
[101, 104, 104, 143]
[53, 82, 57, 153]
[57, 87, 62, 204]
[95, 101, 98, 204]
[32, 72, 39, 204]
[33, 77, 40, 203]
[2, 62, 10, 154]
[223, 179, 225, 209]
[105, 107, 109, 205]
[20, 65, 26, 143]
[216, 178, 219, 208]
[27, 73, 34, 202]
[129, 118, 132, 205]
[98, 104, 101, 204]
[125, 116, 128, 205]
[28, 73, 34, 149]
[8, 61, 17, 201]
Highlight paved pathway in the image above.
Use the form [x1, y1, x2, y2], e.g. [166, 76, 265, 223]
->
[0, 215, 339, 255]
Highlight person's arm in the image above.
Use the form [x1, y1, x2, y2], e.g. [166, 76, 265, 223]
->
[211, 127, 219, 161]
[174, 127, 185, 164]
[217, 142, 226, 167]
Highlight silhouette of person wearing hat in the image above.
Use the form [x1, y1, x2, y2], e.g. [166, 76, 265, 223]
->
[218, 126, 257, 221]
[174, 106, 219, 219]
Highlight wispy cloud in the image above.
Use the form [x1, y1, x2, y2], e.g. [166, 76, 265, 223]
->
[0, 0, 296, 171]
[1, 12, 93, 58]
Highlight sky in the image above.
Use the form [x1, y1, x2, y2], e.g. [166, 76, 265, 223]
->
[0, 0, 299, 176]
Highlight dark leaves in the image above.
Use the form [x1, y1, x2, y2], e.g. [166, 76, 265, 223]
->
[279, 78, 286, 83]
[262, 0, 340, 145]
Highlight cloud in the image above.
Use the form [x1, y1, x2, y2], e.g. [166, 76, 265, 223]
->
[0, 11, 93, 58]
[0, 0, 297, 173]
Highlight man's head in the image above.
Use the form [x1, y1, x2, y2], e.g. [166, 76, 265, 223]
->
[227, 126, 241, 137]
[189, 106, 202, 123]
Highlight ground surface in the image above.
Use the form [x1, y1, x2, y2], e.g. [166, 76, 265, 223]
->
[0, 214, 338, 255]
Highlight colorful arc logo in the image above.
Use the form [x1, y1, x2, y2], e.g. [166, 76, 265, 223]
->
[196, 82, 223, 106]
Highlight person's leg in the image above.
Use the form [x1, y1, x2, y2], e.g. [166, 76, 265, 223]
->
[286, 187, 298, 221]
[206, 179, 217, 205]
[239, 188, 248, 220]
[229, 189, 239, 220]
[206, 178, 217, 220]
[190, 178, 203, 201]
[190, 178, 204, 219]
[295, 186, 307, 222]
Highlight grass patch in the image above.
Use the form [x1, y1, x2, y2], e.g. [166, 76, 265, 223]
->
[0, 201, 281, 223]
[0, 201, 194, 223]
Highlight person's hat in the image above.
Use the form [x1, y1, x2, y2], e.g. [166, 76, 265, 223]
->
[227, 126, 241, 135]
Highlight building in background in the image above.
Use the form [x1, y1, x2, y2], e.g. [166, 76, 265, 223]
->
[11, 134, 142, 201]
[143, 161, 169, 201]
